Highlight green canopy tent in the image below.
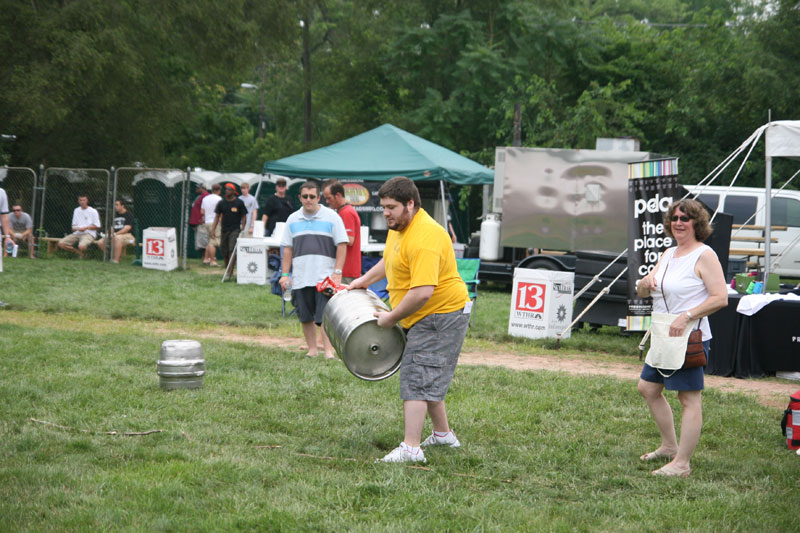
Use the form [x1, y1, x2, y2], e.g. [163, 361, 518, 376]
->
[264, 123, 493, 185]
[264, 124, 494, 242]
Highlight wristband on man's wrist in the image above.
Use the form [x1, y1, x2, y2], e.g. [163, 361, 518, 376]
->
[333, 269, 342, 275]
[281, 273, 290, 277]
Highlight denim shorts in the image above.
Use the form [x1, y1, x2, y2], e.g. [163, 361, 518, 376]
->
[399, 308, 470, 401]
[640, 340, 710, 391]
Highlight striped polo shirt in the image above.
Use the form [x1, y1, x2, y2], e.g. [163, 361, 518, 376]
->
[281, 205, 348, 289]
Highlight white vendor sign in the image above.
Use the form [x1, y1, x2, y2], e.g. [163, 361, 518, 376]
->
[142, 227, 178, 271]
[236, 238, 268, 285]
[508, 268, 574, 340]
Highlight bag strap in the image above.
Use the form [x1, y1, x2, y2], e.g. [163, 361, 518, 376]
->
[661, 258, 672, 313]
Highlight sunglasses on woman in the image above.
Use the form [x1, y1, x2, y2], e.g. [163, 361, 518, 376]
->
[671, 215, 691, 222]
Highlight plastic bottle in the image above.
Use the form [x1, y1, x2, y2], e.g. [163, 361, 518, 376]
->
[283, 278, 292, 302]
[5, 240, 13, 255]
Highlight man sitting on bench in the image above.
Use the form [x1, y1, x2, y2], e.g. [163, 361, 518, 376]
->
[58, 194, 101, 258]
[97, 199, 135, 264]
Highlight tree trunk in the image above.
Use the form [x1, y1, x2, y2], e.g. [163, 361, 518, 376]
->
[302, 10, 312, 145]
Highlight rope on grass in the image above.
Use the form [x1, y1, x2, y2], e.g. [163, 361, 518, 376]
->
[29, 418, 162, 437]
[294, 452, 357, 462]
[105, 429, 162, 436]
[409, 465, 512, 483]
[257, 445, 513, 482]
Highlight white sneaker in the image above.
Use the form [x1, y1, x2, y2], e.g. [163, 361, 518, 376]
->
[421, 431, 461, 448]
[377, 442, 426, 463]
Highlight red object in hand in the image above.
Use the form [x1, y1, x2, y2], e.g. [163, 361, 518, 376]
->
[316, 276, 344, 297]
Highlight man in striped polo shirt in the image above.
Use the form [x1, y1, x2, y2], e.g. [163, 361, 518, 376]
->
[279, 181, 348, 358]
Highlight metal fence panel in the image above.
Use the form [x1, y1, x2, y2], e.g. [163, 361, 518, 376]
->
[0, 167, 37, 215]
[0, 166, 38, 256]
[40, 168, 111, 259]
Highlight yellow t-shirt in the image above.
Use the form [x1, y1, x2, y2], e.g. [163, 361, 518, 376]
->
[384, 208, 469, 328]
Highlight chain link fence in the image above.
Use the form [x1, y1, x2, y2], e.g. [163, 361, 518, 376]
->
[14, 166, 303, 267]
[1, 167, 37, 257]
[36, 167, 190, 266]
[39, 168, 111, 259]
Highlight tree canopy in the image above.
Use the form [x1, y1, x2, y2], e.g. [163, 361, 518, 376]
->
[2, 0, 798, 188]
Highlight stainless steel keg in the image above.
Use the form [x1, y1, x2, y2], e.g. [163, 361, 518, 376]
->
[323, 289, 405, 381]
[157, 340, 205, 390]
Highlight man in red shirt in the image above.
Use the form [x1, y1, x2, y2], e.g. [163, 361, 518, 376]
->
[323, 180, 361, 283]
[189, 183, 209, 254]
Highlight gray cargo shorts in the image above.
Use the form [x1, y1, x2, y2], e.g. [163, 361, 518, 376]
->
[399, 307, 470, 401]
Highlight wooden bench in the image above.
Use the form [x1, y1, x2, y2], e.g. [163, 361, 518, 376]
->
[732, 224, 787, 231]
[730, 236, 778, 243]
[40, 237, 62, 255]
[41, 236, 103, 255]
[729, 248, 766, 257]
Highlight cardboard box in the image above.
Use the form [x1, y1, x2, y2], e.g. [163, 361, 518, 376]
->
[236, 238, 268, 285]
[142, 227, 178, 271]
[508, 268, 574, 340]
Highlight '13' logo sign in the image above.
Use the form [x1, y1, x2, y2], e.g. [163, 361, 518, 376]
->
[516, 282, 546, 312]
[146, 239, 165, 256]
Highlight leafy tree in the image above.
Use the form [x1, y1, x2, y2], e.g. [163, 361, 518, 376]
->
[0, 0, 294, 168]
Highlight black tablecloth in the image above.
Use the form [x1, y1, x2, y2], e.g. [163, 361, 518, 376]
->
[707, 293, 800, 378]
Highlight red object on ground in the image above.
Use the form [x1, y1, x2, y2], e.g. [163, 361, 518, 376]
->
[783, 390, 800, 449]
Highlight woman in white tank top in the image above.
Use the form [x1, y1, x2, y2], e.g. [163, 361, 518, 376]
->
[634, 199, 728, 477]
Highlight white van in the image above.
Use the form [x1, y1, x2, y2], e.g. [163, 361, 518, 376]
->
[684, 185, 800, 278]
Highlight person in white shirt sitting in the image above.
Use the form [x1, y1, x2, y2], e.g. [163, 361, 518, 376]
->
[58, 194, 101, 258]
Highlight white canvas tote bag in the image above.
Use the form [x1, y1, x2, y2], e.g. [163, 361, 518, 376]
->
[644, 312, 698, 372]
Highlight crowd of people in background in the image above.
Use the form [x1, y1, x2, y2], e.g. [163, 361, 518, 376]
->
[1, 178, 366, 270]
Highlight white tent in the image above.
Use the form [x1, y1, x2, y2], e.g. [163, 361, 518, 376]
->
[130, 170, 297, 189]
[764, 121, 800, 283]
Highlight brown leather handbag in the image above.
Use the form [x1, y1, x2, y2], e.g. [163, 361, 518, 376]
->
[683, 325, 706, 368]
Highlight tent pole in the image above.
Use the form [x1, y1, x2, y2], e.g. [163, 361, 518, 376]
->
[439, 180, 447, 228]
[764, 151, 772, 286]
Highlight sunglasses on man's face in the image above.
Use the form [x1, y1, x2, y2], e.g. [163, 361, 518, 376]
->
[301, 194, 317, 200]
[671, 215, 691, 222]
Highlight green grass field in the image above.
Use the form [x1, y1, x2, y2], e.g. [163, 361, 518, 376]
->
[1, 258, 796, 531]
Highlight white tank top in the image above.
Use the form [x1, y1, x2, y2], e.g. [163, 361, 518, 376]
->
[652, 244, 714, 341]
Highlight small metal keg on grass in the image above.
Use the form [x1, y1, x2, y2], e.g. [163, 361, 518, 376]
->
[157, 340, 205, 390]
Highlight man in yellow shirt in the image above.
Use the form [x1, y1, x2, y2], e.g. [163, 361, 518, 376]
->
[349, 177, 471, 463]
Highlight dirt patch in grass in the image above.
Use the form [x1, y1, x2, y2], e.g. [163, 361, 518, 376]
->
[155, 323, 798, 410]
[3, 310, 795, 410]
